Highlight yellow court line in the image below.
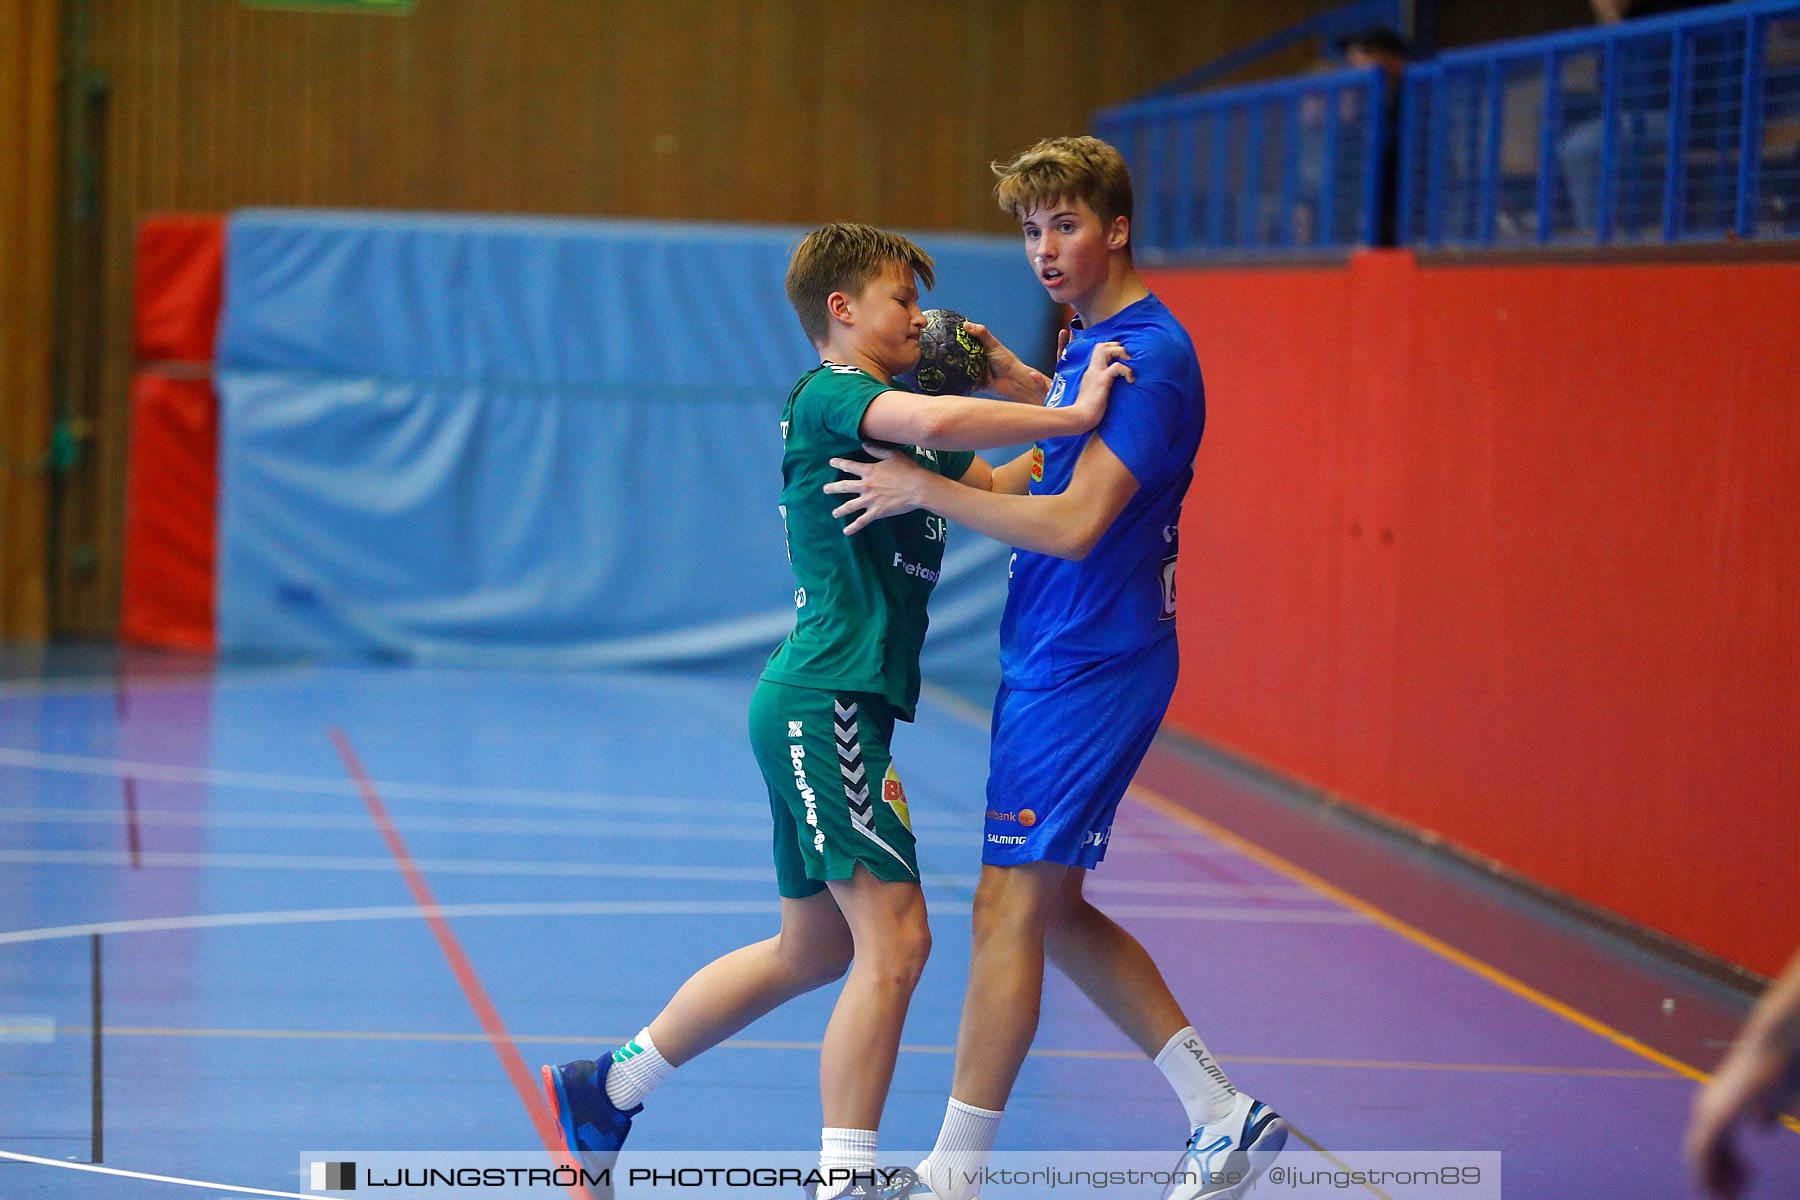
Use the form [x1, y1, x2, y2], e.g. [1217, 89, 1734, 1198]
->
[1124, 783, 1800, 1137]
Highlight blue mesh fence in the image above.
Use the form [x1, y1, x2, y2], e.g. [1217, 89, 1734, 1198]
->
[1399, 0, 1800, 248]
[1095, 67, 1389, 259]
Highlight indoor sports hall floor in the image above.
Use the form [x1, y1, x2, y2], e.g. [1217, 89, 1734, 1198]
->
[2, 650, 1797, 1198]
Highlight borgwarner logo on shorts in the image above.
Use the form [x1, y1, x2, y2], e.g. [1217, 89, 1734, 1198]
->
[310, 1161, 355, 1191]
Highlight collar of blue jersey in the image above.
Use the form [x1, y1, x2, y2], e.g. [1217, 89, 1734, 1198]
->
[1067, 293, 1158, 338]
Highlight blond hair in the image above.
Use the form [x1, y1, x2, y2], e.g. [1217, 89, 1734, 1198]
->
[992, 135, 1135, 239]
[785, 223, 936, 347]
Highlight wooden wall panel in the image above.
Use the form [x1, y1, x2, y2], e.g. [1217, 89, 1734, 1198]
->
[44, 0, 1333, 635]
[0, 0, 58, 641]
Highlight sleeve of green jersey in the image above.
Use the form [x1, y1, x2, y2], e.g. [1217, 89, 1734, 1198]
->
[806, 368, 891, 444]
[935, 449, 976, 481]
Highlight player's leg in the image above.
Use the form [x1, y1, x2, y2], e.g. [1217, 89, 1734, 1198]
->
[1026, 647, 1283, 1200]
[1042, 868, 1260, 1140]
[905, 859, 1069, 1200]
[819, 868, 931, 1127]
[643, 888, 854, 1066]
[1043, 866, 1188, 1054]
[947, 860, 1075, 1108]
[540, 680, 859, 1161]
[540, 848, 851, 1159]
[913, 641, 1284, 1199]
[807, 692, 929, 1198]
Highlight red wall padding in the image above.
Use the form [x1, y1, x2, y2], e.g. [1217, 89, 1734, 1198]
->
[133, 214, 225, 361]
[1152, 250, 1800, 978]
[121, 215, 225, 651]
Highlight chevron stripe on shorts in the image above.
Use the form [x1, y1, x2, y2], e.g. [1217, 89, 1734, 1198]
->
[834, 698, 875, 830]
[834, 697, 917, 878]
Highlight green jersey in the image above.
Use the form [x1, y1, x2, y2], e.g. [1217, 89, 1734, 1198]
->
[761, 362, 974, 720]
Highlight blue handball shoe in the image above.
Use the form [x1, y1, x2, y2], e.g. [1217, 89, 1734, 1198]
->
[541, 1058, 640, 1160]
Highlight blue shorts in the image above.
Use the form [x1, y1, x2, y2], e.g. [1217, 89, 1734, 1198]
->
[983, 637, 1179, 869]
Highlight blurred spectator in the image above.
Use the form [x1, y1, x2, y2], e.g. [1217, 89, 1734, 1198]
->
[1684, 947, 1800, 1199]
[1334, 26, 1412, 245]
[1558, 0, 1726, 232]
[1589, 0, 1721, 20]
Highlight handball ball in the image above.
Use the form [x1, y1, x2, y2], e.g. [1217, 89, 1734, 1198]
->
[901, 309, 988, 395]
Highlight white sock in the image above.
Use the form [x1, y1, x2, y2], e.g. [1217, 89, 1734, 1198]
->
[604, 1028, 674, 1110]
[816, 1127, 878, 1200]
[916, 1097, 1003, 1200]
[1155, 1026, 1239, 1130]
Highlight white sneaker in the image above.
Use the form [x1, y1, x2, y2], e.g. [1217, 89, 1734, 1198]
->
[845, 1166, 943, 1199]
[867, 1180, 943, 1194]
[1163, 1093, 1288, 1200]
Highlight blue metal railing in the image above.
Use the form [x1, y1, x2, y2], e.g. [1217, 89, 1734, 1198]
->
[1400, 0, 1800, 248]
[1095, 67, 1390, 259]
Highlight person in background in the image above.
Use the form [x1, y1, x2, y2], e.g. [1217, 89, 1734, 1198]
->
[1557, 0, 1725, 232]
[1333, 26, 1412, 246]
[1685, 947, 1800, 1199]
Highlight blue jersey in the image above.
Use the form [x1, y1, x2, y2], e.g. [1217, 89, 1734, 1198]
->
[999, 294, 1205, 689]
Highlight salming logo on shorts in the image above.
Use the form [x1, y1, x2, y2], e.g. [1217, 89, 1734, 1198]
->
[835, 698, 916, 878]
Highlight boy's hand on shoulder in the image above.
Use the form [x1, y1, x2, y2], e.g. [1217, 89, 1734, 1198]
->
[964, 320, 1049, 404]
[1068, 341, 1133, 432]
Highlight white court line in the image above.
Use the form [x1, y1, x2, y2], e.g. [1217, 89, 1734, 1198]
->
[0, 813, 1310, 895]
[0, 837, 1311, 905]
[0, 1012, 55, 1042]
[0, 743, 1237, 845]
[0, 746, 1153, 836]
[0, 848, 782, 882]
[0, 1148, 319, 1198]
[0, 805, 773, 843]
[0, 746, 1232, 846]
[0, 663, 316, 700]
[0, 1023, 1681, 1080]
[0, 897, 1365, 947]
[0, 900, 784, 945]
[0, 745, 694, 813]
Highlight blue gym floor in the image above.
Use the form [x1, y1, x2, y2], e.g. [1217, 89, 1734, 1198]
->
[2, 652, 1796, 1198]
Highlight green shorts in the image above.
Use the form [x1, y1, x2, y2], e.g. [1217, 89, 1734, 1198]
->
[748, 678, 919, 898]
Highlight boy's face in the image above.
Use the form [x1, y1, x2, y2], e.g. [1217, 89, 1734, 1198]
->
[1018, 195, 1125, 313]
[842, 262, 926, 377]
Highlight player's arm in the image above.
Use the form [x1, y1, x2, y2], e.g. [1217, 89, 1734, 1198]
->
[857, 342, 1128, 453]
[947, 449, 1033, 495]
[856, 390, 1079, 451]
[953, 456, 997, 493]
[947, 451, 1033, 495]
[830, 435, 1140, 562]
[987, 449, 1037, 496]
[858, 341, 1131, 452]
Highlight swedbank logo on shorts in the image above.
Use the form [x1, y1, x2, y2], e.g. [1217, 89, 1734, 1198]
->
[985, 808, 1037, 827]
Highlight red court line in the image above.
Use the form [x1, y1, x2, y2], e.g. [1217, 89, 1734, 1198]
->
[330, 727, 592, 1198]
